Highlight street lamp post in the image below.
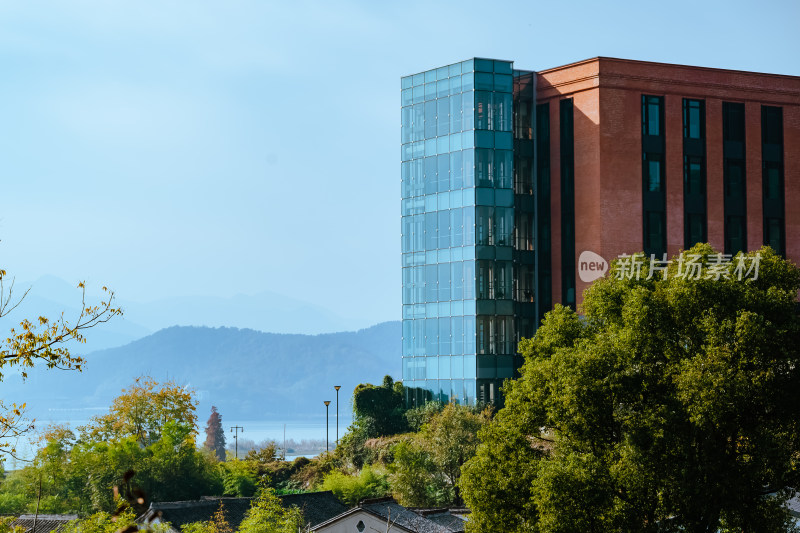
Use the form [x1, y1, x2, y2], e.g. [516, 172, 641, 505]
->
[230, 426, 244, 460]
[334, 385, 341, 446]
[324, 401, 331, 452]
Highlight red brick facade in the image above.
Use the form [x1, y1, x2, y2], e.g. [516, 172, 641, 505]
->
[536, 57, 800, 307]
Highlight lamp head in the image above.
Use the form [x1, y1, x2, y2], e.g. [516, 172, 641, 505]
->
[324, 401, 331, 406]
[334, 386, 341, 391]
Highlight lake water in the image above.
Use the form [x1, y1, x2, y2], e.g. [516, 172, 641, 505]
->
[3, 416, 353, 466]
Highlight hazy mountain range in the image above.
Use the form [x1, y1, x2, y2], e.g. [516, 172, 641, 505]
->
[0, 275, 401, 436]
[4, 322, 401, 428]
[0, 276, 378, 353]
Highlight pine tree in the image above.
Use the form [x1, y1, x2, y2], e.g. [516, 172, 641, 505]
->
[204, 406, 226, 461]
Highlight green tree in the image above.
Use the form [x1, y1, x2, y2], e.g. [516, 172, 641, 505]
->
[461, 245, 800, 532]
[204, 406, 226, 462]
[237, 488, 306, 533]
[389, 403, 488, 507]
[80, 376, 198, 446]
[352, 376, 407, 438]
[320, 465, 389, 505]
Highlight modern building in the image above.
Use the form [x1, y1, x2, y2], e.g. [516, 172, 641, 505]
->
[400, 57, 800, 406]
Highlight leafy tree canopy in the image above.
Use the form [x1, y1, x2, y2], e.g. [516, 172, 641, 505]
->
[462, 245, 800, 533]
[80, 376, 197, 447]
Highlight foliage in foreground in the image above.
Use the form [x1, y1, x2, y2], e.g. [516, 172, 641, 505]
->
[461, 245, 800, 533]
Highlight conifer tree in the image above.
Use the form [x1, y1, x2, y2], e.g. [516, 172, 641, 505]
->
[204, 406, 226, 461]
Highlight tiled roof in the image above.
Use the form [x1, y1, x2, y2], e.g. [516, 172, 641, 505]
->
[9, 514, 78, 533]
[313, 498, 464, 533]
[137, 491, 346, 530]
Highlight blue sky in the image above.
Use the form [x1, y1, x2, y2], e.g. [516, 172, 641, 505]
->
[1, 0, 798, 328]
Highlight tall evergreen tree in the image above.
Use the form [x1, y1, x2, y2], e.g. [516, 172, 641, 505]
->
[204, 406, 226, 461]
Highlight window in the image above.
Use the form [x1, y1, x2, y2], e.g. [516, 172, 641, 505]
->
[725, 216, 746, 255]
[762, 106, 783, 145]
[686, 213, 706, 246]
[645, 211, 665, 256]
[723, 102, 745, 142]
[725, 160, 746, 198]
[642, 95, 663, 136]
[644, 153, 663, 192]
[684, 156, 704, 195]
[683, 99, 704, 139]
[560, 99, 575, 310]
[764, 162, 782, 200]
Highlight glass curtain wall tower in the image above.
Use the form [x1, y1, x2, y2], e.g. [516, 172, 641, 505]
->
[401, 58, 536, 407]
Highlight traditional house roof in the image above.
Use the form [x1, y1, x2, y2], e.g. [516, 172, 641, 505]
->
[8, 514, 78, 533]
[311, 497, 466, 533]
[136, 491, 347, 531]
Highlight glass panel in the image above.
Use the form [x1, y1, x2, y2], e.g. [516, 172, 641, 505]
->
[425, 70, 436, 83]
[449, 63, 462, 77]
[474, 59, 493, 72]
[450, 151, 463, 190]
[475, 91, 491, 130]
[412, 73, 424, 87]
[451, 356, 464, 379]
[439, 317, 451, 355]
[437, 154, 450, 193]
[451, 315, 464, 354]
[450, 93, 462, 133]
[439, 356, 450, 380]
[462, 72, 474, 92]
[427, 357, 439, 379]
[412, 85, 424, 105]
[494, 74, 513, 93]
[463, 261, 475, 299]
[437, 98, 450, 136]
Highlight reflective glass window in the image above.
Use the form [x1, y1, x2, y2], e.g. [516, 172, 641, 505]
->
[463, 315, 476, 354]
[424, 70, 436, 83]
[476, 148, 493, 187]
[426, 357, 438, 379]
[439, 357, 450, 380]
[425, 101, 437, 139]
[412, 85, 424, 105]
[425, 318, 438, 354]
[462, 72, 474, 92]
[425, 214, 437, 251]
[437, 154, 450, 193]
[451, 209, 464, 248]
[495, 150, 513, 188]
[463, 210, 475, 246]
[494, 74, 512, 93]
[439, 318, 451, 354]
[438, 210, 450, 251]
[475, 91, 492, 130]
[450, 151, 463, 190]
[450, 93, 462, 133]
[437, 98, 450, 137]
[463, 148, 475, 187]
[463, 261, 475, 299]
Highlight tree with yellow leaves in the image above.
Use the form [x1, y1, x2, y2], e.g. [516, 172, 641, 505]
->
[0, 269, 121, 458]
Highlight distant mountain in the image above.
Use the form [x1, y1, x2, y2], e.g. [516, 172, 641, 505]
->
[0, 276, 382, 352]
[4, 322, 401, 426]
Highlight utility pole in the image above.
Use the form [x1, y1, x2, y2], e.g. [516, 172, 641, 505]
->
[334, 385, 341, 447]
[230, 425, 244, 460]
[324, 401, 331, 452]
